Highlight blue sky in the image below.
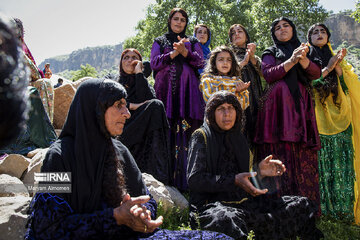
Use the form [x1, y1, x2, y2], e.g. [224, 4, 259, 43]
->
[0, 0, 356, 64]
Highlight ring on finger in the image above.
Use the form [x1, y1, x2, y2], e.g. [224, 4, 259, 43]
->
[144, 225, 147, 233]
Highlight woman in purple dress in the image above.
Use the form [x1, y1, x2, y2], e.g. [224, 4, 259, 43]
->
[150, 8, 205, 190]
[254, 17, 321, 210]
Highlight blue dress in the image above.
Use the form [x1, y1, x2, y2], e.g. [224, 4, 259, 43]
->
[25, 192, 232, 240]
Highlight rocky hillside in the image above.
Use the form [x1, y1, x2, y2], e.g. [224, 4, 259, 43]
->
[39, 43, 123, 72]
[39, 13, 360, 75]
[325, 12, 360, 48]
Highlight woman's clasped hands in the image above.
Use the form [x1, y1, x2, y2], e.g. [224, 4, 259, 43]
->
[113, 194, 163, 233]
[171, 36, 189, 58]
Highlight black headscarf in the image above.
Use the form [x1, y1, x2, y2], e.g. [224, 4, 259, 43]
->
[202, 91, 249, 175]
[0, 14, 29, 148]
[262, 17, 308, 112]
[118, 49, 153, 102]
[41, 79, 128, 213]
[154, 8, 198, 80]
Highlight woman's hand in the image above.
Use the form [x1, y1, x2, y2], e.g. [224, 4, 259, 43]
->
[258, 155, 286, 178]
[173, 36, 189, 57]
[284, 43, 309, 71]
[335, 48, 346, 76]
[131, 60, 143, 74]
[129, 100, 149, 111]
[247, 43, 257, 65]
[235, 81, 250, 93]
[235, 172, 268, 196]
[113, 194, 163, 233]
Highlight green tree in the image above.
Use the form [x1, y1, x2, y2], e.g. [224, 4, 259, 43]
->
[124, 0, 328, 58]
[71, 64, 98, 81]
[352, 1, 360, 22]
[249, 0, 328, 51]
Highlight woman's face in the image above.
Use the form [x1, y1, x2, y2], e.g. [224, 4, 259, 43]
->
[231, 26, 247, 47]
[170, 12, 186, 34]
[274, 20, 293, 42]
[215, 103, 236, 131]
[310, 25, 328, 47]
[121, 51, 141, 74]
[104, 98, 131, 136]
[196, 26, 208, 44]
[216, 51, 232, 76]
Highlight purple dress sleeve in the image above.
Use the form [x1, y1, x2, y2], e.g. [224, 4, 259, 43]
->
[184, 42, 204, 69]
[262, 55, 321, 83]
[150, 41, 172, 72]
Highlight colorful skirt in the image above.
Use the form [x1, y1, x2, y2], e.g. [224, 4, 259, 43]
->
[318, 125, 355, 221]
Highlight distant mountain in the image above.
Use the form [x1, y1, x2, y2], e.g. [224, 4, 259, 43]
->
[39, 43, 123, 73]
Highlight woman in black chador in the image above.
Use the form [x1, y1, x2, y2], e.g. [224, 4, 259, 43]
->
[117, 48, 171, 185]
[187, 91, 323, 239]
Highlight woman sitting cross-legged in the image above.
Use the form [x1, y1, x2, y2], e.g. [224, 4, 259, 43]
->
[25, 79, 233, 240]
[187, 91, 324, 240]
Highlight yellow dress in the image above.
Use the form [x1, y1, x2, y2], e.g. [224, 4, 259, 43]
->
[327, 44, 360, 224]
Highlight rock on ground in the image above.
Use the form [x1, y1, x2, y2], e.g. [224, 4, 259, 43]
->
[0, 196, 32, 240]
[0, 174, 29, 197]
[0, 154, 30, 179]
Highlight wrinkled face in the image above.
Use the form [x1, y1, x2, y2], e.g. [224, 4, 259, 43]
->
[104, 98, 131, 136]
[231, 26, 247, 47]
[216, 51, 232, 76]
[170, 12, 186, 34]
[121, 51, 141, 74]
[274, 20, 293, 42]
[310, 25, 328, 47]
[215, 103, 236, 131]
[196, 26, 208, 44]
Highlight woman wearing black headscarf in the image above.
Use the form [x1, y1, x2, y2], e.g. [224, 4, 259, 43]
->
[25, 79, 232, 240]
[117, 48, 171, 185]
[187, 91, 323, 240]
[253, 17, 321, 209]
[228, 24, 264, 149]
[150, 8, 205, 191]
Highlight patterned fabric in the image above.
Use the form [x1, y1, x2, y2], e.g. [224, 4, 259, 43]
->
[199, 73, 250, 110]
[24, 54, 42, 81]
[193, 196, 322, 240]
[30, 79, 54, 123]
[43, 67, 52, 79]
[318, 126, 355, 221]
[25, 193, 233, 240]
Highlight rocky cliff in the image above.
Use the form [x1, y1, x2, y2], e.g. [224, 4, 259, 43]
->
[325, 12, 360, 48]
[39, 43, 123, 73]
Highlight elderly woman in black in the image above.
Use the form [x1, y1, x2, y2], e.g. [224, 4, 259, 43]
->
[187, 91, 323, 239]
[25, 79, 232, 239]
[117, 48, 171, 185]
